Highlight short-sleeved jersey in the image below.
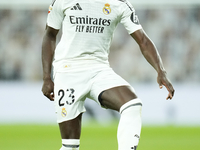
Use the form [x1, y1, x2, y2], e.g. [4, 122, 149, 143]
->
[47, 0, 142, 73]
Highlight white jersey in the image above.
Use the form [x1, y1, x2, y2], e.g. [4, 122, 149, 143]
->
[47, 0, 142, 74]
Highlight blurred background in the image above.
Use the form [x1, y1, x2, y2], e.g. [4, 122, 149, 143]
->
[0, 0, 200, 126]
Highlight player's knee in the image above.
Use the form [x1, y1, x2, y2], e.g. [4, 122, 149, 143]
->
[119, 98, 142, 114]
[60, 139, 80, 150]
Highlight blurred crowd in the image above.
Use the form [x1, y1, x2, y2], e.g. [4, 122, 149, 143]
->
[0, 6, 199, 83]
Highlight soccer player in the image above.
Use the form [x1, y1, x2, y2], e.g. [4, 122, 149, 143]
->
[41, 0, 175, 150]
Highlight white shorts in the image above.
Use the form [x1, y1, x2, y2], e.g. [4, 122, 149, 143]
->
[54, 63, 133, 123]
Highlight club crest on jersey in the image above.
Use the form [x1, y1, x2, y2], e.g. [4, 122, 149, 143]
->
[61, 108, 67, 117]
[103, 3, 111, 15]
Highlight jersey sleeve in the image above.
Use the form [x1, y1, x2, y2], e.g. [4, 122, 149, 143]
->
[47, 0, 64, 30]
[120, 1, 142, 34]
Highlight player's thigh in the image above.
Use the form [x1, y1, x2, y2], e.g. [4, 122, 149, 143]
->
[59, 113, 83, 139]
[89, 68, 138, 111]
[100, 85, 137, 111]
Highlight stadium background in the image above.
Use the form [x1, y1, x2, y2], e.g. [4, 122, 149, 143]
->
[0, 0, 200, 150]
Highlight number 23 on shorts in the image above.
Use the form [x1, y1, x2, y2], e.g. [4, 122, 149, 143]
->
[58, 88, 76, 106]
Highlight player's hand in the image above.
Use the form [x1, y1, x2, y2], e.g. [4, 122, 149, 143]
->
[157, 71, 175, 100]
[42, 78, 54, 101]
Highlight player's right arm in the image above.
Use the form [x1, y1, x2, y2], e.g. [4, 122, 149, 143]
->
[41, 26, 59, 101]
[42, 0, 63, 100]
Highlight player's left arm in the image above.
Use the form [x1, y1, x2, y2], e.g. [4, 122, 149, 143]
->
[130, 29, 175, 100]
[41, 26, 59, 101]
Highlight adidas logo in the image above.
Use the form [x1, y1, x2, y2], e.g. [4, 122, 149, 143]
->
[71, 3, 82, 10]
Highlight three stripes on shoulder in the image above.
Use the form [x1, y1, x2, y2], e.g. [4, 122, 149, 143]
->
[71, 3, 82, 10]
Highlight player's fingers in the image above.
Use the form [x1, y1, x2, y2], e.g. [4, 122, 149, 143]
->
[49, 92, 55, 101]
[157, 74, 175, 100]
[167, 83, 174, 96]
[157, 79, 163, 89]
[166, 93, 172, 100]
[46, 93, 54, 101]
[43, 92, 51, 100]
[42, 90, 54, 101]
[164, 82, 175, 100]
[42, 82, 54, 101]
